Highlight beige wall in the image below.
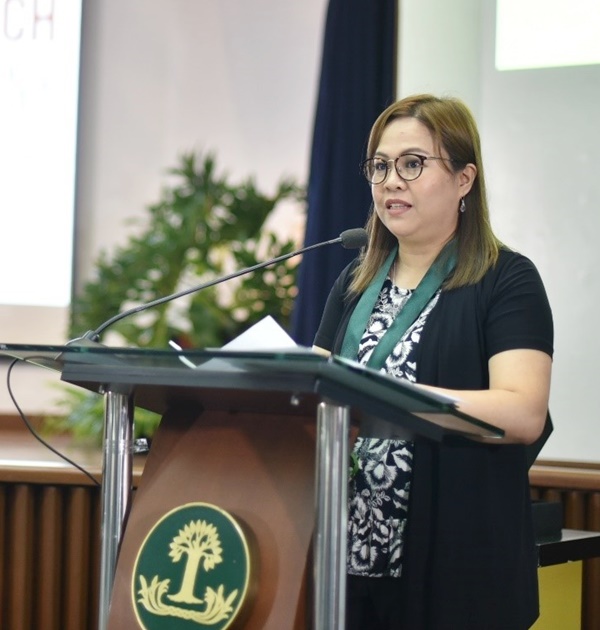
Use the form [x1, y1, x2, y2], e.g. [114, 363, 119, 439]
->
[74, 0, 328, 290]
[1, 0, 328, 414]
[398, 0, 600, 462]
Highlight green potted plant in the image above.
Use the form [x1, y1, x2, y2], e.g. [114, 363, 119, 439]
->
[48, 151, 304, 443]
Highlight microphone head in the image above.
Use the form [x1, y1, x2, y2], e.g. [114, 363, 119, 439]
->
[340, 228, 368, 249]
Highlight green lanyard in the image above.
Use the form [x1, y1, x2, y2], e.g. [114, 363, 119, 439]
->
[339, 241, 457, 371]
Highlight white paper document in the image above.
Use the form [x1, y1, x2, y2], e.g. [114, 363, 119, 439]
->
[221, 315, 298, 351]
[170, 316, 302, 370]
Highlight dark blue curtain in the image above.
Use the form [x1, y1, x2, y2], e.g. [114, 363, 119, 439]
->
[291, 0, 397, 346]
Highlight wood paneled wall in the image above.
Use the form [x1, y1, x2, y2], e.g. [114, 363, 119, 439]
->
[530, 460, 600, 630]
[0, 481, 101, 630]
[0, 428, 142, 630]
[1, 427, 599, 630]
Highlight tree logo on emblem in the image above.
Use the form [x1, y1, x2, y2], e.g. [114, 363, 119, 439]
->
[133, 503, 251, 629]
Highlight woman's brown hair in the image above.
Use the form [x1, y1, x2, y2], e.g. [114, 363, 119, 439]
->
[350, 94, 502, 294]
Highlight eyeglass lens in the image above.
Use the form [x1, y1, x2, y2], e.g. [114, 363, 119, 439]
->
[364, 154, 424, 184]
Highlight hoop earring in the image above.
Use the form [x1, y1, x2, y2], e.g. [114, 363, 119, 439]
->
[459, 198, 466, 213]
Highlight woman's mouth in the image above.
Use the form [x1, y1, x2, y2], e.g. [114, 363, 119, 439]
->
[385, 199, 412, 214]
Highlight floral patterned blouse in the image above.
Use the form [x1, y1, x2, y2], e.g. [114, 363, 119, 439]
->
[347, 277, 440, 578]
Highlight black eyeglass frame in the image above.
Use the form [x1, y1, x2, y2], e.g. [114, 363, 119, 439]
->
[360, 153, 461, 184]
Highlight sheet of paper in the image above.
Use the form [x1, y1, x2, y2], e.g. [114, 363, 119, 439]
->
[221, 315, 298, 351]
[173, 316, 301, 371]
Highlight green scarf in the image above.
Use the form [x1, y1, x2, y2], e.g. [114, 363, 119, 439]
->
[339, 240, 457, 371]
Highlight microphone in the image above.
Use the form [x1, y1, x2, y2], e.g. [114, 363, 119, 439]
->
[77, 227, 368, 342]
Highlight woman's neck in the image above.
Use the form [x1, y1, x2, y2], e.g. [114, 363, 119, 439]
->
[393, 239, 448, 289]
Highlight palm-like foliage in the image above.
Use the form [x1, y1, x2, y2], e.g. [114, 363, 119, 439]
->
[71, 152, 303, 348]
[51, 152, 304, 441]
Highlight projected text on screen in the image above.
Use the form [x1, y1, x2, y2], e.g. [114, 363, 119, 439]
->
[0, 0, 82, 307]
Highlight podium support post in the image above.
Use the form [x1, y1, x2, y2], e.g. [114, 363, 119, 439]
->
[98, 388, 134, 630]
[315, 400, 350, 630]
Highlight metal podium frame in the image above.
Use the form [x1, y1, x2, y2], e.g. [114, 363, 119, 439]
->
[0, 345, 503, 629]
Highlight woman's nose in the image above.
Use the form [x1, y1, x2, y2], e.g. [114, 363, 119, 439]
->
[385, 163, 407, 188]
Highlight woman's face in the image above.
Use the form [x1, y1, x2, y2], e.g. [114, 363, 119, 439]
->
[372, 117, 474, 249]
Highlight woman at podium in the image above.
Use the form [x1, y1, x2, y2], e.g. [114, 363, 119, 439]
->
[314, 93, 553, 629]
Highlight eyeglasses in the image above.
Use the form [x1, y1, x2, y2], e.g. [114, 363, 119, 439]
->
[361, 153, 458, 184]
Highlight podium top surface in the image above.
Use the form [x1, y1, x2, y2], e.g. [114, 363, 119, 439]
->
[0, 342, 504, 442]
[0, 341, 324, 372]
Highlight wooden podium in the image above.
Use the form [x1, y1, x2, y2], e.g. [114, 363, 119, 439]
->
[0, 345, 503, 630]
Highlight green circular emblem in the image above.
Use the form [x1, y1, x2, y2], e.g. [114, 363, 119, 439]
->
[132, 503, 251, 629]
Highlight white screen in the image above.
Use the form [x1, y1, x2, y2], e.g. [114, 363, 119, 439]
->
[496, 0, 600, 71]
[0, 0, 81, 313]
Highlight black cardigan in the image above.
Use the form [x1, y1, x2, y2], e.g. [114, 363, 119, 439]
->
[314, 249, 554, 629]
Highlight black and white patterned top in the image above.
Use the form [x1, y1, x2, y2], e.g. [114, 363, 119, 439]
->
[347, 277, 440, 578]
